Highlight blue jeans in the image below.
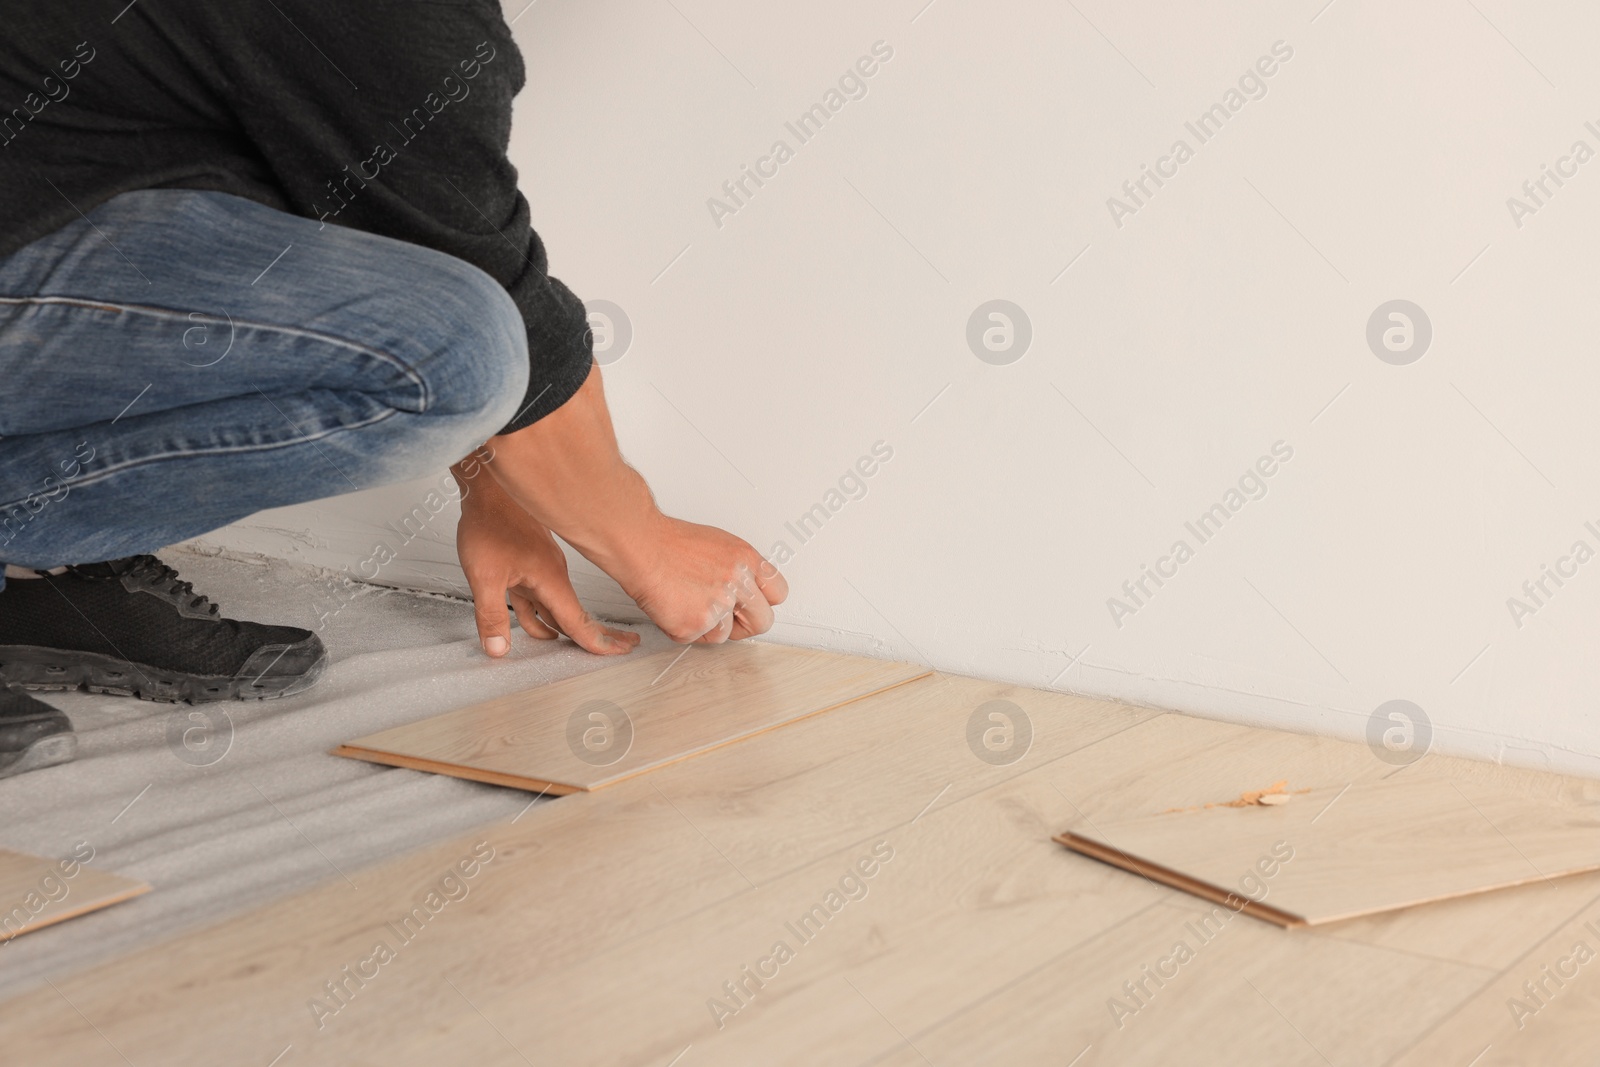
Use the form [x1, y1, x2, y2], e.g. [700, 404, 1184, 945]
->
[0, 190, 529, 584]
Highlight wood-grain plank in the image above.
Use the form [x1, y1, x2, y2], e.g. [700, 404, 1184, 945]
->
[874, 897, 1491, 1067]
[644, 671, 1163, 883]
[0, 849, 147, 943]
[1058, 775, 1600, 926]
[1310, 869, 1600, 971]
[1386, 887, 1600, 1066]
[335, 640, 931, 792]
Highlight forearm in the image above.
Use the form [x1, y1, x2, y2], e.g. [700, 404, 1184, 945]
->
[474, 361, 660, 578]
[452, 360, 786, 646]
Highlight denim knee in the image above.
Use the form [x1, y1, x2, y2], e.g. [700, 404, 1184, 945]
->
[319, 238, 533, 486]
[395, 250, 531, 436]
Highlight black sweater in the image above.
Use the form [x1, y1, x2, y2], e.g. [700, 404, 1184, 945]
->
[0, 1, 591, 434]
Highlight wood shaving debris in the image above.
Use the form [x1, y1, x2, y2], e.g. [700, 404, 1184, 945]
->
[1160, 779, 1313, 814]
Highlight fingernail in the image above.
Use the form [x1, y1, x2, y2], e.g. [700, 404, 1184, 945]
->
[485, 636, 508, 656]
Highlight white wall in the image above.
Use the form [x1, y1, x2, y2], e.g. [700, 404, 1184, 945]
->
[194, 0, 1600, 776]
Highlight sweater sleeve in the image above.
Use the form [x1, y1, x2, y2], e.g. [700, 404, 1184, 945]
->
[203, 1, 592, 435]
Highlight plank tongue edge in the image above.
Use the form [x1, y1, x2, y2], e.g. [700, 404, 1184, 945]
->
[330, 745, 580, 794]
[1054, 831, 1308, 929]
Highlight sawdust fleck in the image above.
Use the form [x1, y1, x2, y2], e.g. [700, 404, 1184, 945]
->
[1160, 779, 1312, 814]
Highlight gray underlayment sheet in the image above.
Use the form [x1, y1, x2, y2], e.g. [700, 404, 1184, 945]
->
[0, 548, 675, 1001]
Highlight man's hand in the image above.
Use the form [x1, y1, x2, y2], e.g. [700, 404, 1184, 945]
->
[480, 363, 789, 646]
[608, 514, 789, 644]
[453, 461, 642, 658]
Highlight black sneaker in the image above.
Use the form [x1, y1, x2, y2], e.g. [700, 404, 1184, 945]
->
[0, 555, 327, 703]
[0, 681, 76, 778]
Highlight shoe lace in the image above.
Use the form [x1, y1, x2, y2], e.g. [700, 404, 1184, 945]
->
[112, 555, 221, 618]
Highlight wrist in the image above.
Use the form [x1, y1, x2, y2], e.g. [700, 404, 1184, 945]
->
[555, 468, 665, 586]
[453, 451, 516, 518]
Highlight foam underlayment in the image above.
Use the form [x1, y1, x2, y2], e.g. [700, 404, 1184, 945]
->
[0, 547, 676, 1001]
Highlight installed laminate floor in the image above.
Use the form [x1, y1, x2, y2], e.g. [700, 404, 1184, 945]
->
[4, 649, 1599, 1066]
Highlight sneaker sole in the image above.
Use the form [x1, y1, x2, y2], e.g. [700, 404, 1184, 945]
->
[0, 645, 328, 704]
[0, 731, 78, 779]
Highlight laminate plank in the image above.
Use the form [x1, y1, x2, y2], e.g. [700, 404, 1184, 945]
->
[1040, 712, 1395, 827]
[863, 898, 1491, 1067]
[1040, 710, 1600, 830]
[643, 672, 1163, 883]
[1059, 772, 1600, 927]
[1389, 888, 1600, 1066]
[1303, 754, 1600, 969]
[0, 849, 147, 942]
[1310, 869, 1600, 971]
[1039, 713, 1600, 958]
[335, 640, 931, 792]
